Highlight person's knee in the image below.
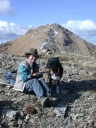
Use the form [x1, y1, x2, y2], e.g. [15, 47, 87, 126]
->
[33, 78, 38, 81]
[38, 77, 44, 81]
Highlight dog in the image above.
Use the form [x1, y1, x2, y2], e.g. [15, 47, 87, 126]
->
[44, 57, 63, 94]
[44, 67, 61, 94]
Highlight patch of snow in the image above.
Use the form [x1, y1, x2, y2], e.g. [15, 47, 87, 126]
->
[50, 27, 57, 37]
[40, 42, 48, 50]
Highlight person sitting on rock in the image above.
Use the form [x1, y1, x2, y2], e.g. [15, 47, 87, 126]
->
[13, 48, 52, 107]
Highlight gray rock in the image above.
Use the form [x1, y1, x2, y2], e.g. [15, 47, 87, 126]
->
[54, 105, 68, 117]
[6, 110, 17, 119]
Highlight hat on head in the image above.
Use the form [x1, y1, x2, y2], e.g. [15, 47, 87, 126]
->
[25, 48, 39, 58]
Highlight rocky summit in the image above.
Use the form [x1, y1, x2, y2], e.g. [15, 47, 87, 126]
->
[0, 51, 96, 128]
[0, 23, 96, 57]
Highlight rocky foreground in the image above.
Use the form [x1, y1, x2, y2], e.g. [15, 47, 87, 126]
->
[0, 52, 96, 128]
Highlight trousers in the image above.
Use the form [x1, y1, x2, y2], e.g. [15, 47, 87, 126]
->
[24, 77, 49, 99]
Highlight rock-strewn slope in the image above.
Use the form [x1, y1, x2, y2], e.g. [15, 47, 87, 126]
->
[0, 52, 96, 128]
[0, 23, 96, 57]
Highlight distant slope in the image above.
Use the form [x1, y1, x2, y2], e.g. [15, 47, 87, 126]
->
[0, 23, 96, 57]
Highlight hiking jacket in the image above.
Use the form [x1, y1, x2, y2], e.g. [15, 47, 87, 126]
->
[13, 59, 39, 91]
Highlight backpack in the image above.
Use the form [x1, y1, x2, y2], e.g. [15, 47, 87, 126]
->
[45, 57, 63, 78]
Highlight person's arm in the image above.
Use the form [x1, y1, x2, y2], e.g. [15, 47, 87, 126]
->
[32, 63, 42, 78]
[19, 65, 32, 82]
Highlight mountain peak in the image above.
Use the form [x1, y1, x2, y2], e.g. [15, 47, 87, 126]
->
[0, 23, 96, 57]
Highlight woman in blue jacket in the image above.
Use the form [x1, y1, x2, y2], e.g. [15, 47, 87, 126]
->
[14, 48, 51, 107]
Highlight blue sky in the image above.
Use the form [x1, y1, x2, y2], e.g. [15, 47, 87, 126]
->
[0, 0, 96, 45]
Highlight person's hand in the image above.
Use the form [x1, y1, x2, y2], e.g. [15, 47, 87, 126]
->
[32, 72, 41, 78]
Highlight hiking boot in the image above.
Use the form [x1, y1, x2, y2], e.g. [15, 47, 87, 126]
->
[40, 97, 49, 107]
[48, 99, 58, 107]
[48, 97, 58, 107]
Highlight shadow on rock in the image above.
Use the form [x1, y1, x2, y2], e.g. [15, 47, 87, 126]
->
[50, 79, 96, 105]
[0, 101, 13, 109]
[0, 101, 13, 116]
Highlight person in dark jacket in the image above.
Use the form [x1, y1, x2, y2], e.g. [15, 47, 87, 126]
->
[14, 48, 51, 107]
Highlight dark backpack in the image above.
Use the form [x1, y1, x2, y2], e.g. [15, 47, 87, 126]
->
[46, 57, 63, 78]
